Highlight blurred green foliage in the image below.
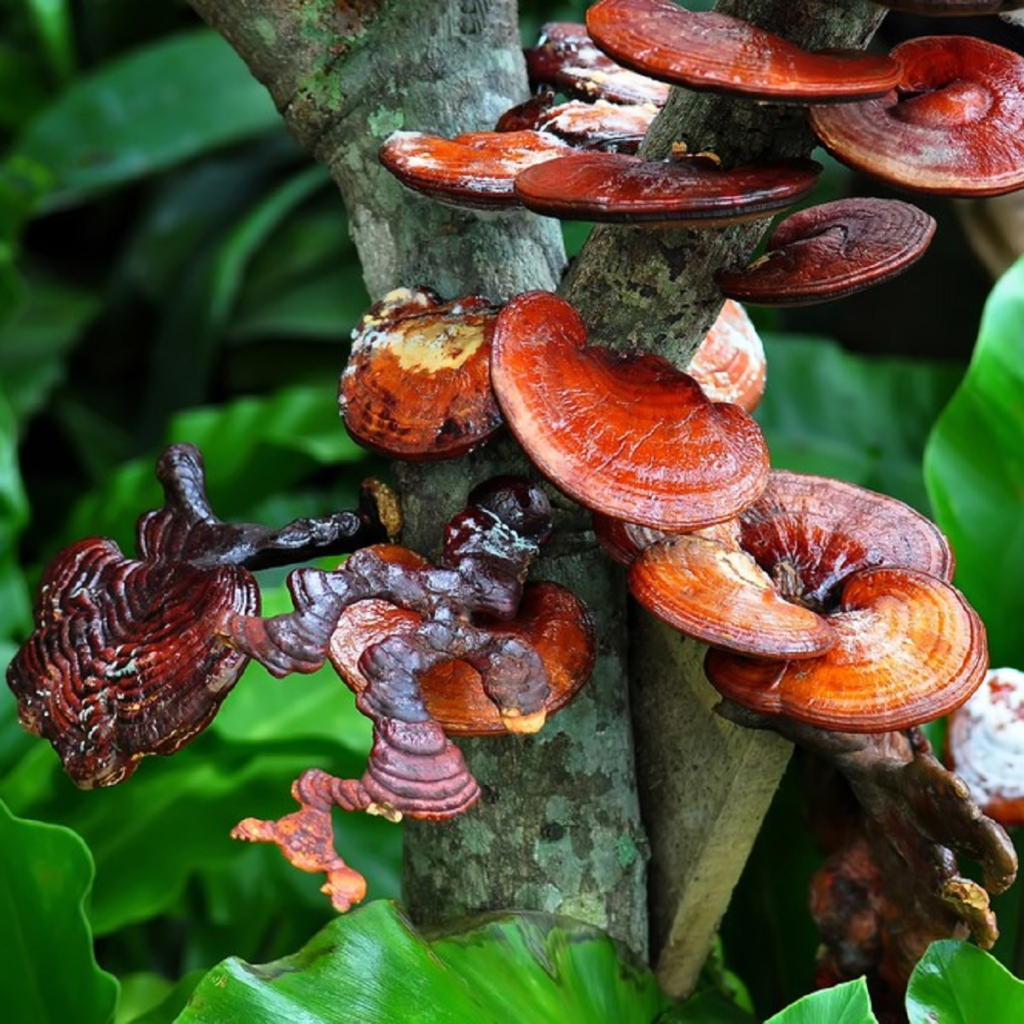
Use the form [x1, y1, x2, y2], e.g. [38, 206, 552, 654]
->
[1, 2, 1020, 1023]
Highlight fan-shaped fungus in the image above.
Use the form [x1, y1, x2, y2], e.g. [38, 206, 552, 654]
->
[716, 199, 937, 306]
[490, 291, 769, 530]
[586, 0, 901, 102]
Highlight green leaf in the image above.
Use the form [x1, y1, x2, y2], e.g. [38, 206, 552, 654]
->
[139, 165, 330, 434]
[177, 902, 668, 1023]
[924, 256, 1024, 666]
[906, 940, 1024, 1024]
[3, 30, 281, 213]
[0, 797, 119, 1024]
[757, 335, 962, 512]
[764, 978, 877, 1024]
[0, 276, 99, 421]
[63, 382, 368, 550]
[24, 0, 75, 82]
[1, 737, 392, 937]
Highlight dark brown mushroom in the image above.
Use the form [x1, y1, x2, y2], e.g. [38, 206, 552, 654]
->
[340, 286, 504, 461]
[809, 35, 1024, 197]
[715, 198, 937, 306]
[329, 581, 595, 736]
[490, 291, 770, 530]
[587, 0, 901, 102]
[524, 21, 669, 106]
[5, 444, 390, 787]
[379, 129, 573, 209]
[514, 151, 822, 226]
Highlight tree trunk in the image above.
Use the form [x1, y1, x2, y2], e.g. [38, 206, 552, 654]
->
[188, 0, 886, 984]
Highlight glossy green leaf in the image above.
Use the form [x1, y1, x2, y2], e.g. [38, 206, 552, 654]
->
[4, 30, 280, 213]
[924, 256, 1024, 666]
[906, 940, 1024, 1024]
[758, 335, 962, 512]
[178, 901, 668, 1023]
[64, 382, 368, 550]
[139, 164, 330, 434]
[0, 730, 398, 937]
[764, 978, 876, 1024]
[659, 990, 755, 1022]
[0, 276, 98, 420]
[24, 0, 75, 82]
[0, 797, 119, 1024]
[0, 386, 31, 646]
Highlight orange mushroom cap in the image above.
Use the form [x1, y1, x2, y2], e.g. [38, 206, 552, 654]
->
[491, 291, 770, 530]
[628, 470, 956, 660]
[705, 567, 987, 733]
[379, 129, 573, 209]
[340, 287, 504, 461]
[328, 582, 595, 737]
[587, 0, 901, 103]
[688, 300, 766, 411]
[809, 36, 1024, 197]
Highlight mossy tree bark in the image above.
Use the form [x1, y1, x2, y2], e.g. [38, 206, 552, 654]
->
[188, 0, 885, 986]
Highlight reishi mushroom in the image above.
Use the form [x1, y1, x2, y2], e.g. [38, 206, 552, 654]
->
[490, 290, 770, 530]
[5, 444, 391, 787]
[218, 476, 595, 910]
[808, 35, 1024, 197]
[586, 0, 902, 102]
[715, 198, 937, 306]
[687, 299, 766, 411]
[947, 666, 1024, 827]
[340, 286, 504, 460]
[378, 129, 572, 209]
[524, 21, 670, 106]
[514, 151, 822, 226]
[495, 93, 657, 153]
[625, 470, 983, 731]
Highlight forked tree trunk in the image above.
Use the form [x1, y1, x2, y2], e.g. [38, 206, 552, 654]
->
[188, 0, 885, 990]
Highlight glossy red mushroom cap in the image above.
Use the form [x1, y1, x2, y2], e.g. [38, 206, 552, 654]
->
[627, 470, 956, 660]
[587, 0, 902, 102]
[340, 287, 504, 461]
[514, 152, 822, 226]
[379, 130, 572, 209]
[809, 36, 1024, 197]
[716, 199, 936, 306]
[491, 291, 770, 530]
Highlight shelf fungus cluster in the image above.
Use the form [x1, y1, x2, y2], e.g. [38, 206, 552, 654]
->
[605, 470, 986, 733]
[222, 475, 595, 909]
[6, 451, 596, 910]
